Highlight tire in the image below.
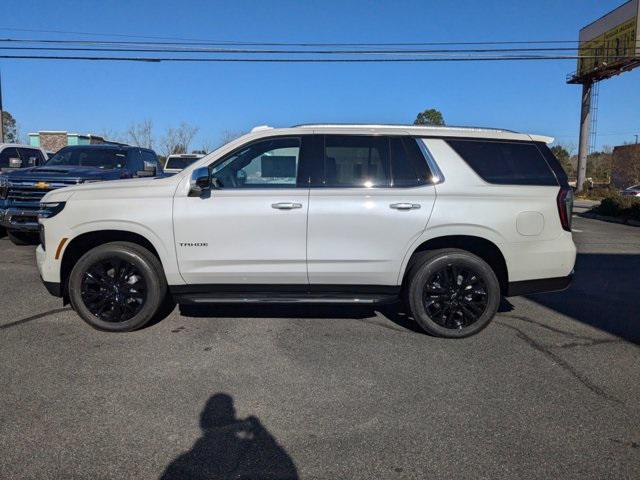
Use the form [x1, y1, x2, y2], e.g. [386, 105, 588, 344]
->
[68, 241, 168, 332]
[406, 248, 500, 338]
[8, 230, 38, 245]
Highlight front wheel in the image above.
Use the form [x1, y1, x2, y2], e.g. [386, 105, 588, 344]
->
[406, 248, 500, 338]
[68, 241, 168, 332]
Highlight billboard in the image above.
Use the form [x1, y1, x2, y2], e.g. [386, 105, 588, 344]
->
[576, 0, 640, 79]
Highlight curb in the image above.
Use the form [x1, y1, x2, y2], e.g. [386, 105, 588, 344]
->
[579, 211, 640, 227]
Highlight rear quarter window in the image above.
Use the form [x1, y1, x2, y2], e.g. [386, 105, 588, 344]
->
[446, 139, 558, 186]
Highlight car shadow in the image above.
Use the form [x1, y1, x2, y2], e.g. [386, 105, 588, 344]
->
[180, 302, 428, 333]
[160, 393, 298, 480]
[175, 253, 640, 344]
[180, 303, 379, 321]
[525, 253, 640, 345]
[178, 296, 517, 336]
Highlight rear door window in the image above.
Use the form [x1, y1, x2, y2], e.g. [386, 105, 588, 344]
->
[323, 135, 390, 187]
[446, 139, 558, 186]
[390, 137, 431, 187]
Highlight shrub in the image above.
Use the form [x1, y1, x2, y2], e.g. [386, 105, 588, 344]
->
[594, 193, 640, 220]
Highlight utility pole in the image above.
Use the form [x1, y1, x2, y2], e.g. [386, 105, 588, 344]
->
[576, 80, 592, 193]
[635, 134, 638, 144]
[0, 69, 4, 144]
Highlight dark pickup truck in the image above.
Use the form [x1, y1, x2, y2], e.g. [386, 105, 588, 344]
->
[0, 144, 162, 244]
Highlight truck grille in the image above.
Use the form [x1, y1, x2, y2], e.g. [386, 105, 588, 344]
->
[7, 181, 76, 202]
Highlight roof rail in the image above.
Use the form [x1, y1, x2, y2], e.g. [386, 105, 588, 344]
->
[290, 123, 517, 133]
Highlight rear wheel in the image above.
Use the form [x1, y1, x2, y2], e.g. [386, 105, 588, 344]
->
[68, 241, 168, 332]
[406, 248, 500, 338]
[8, 230, 38, 245]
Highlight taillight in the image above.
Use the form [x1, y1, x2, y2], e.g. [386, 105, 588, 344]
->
[557, 187, 573, 232]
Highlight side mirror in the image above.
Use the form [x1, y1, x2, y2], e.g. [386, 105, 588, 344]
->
[189, 166, 211, 197]
[9, 157, 22, 169]
[137, 161, 157, 177]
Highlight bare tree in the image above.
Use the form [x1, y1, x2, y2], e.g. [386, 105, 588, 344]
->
[97, 127, 124, 144]
[218, 130, 246, 148]
[159, 122, 199, 157]
[127, 119, 154, 149]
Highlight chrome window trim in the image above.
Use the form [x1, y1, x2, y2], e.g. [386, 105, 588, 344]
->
[416, 138, 445, 184]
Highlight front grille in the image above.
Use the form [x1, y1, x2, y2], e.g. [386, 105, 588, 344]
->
[7, 181, 75, 204]
[7, 187, 50, 202]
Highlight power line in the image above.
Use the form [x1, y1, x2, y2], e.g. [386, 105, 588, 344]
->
[0, 54, 615, 63]
[0, 27, 586, 46]
[0, 45, 599, 55]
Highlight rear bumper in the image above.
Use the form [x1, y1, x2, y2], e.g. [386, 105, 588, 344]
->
[506, 271, 574, 297]
[0, 207, 40, 232]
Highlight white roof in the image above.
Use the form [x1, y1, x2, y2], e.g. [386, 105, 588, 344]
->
[0, 143, 44, 149]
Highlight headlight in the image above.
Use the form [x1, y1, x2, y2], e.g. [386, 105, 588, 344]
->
[38, 202, 66, 219]
[0, 175, 8, 200]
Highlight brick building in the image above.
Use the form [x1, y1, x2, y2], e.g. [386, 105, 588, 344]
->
[611, 143, 640, 188]
[28, 131, 121, 153]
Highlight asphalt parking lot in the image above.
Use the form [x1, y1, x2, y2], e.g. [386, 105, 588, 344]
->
[1, 204, 639, 479]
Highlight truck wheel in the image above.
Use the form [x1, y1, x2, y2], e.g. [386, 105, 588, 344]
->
[406, 248, 500, 338]
[8, 230, 38, 245]
[68, 241, 168, 332]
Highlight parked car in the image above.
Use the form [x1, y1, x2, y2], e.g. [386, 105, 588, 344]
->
[0, 144, 161, 244]
[0, 143, 48, 173]
[163, 153, 204, 174]
[621, 185, 640, 197]
[36, 124, 576, 337]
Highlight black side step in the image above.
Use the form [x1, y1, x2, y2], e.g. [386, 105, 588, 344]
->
[174, 292, 398, 305]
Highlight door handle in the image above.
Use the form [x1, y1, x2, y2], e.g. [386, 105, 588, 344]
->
[390, 203, 421, 210]
[271, 202, 303, 210]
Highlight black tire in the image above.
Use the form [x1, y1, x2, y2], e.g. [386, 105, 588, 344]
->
[7, 230, 38, 245]
[68, 241, 168, 332]
[406, 248, 500, 338]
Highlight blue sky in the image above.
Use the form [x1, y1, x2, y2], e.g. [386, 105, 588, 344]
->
[1, 0, 638, 152]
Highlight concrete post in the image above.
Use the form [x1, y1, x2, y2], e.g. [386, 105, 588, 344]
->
[576, 81, 593, 193]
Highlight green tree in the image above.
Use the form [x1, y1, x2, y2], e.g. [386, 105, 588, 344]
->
[413, 108, 445, 126]
[2, 111, 17, 143]
[550, 145, 574, 177]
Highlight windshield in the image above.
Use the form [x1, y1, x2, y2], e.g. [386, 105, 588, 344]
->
[45, 147, 127, 169]
[165, 157, 199, 170]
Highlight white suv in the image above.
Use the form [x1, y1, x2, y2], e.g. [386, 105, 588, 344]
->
[36, 124, 576, 337]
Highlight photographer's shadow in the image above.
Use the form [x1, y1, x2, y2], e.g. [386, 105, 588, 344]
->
[161, 393, 298, 480]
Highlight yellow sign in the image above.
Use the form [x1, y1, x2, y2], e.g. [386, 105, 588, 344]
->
[578, 17, 638, 76]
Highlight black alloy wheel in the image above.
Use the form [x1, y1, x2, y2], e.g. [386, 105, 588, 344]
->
[81, 258, 147, 323]
[422, 264, 488, 330]
[406, 248, 500, 338]
[68, 241, 170, 332]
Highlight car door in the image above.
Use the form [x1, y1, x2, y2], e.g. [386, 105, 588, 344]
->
[307, 134, 437, 286]
[173, 135, 310, 285]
